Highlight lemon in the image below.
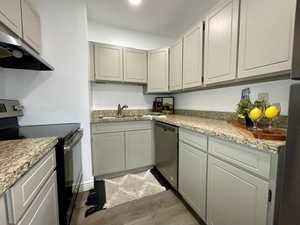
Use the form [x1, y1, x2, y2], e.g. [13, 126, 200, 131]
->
[238, 114, 245, 119]
[249, 107, 263, 121]
[265, 106, 280, 119]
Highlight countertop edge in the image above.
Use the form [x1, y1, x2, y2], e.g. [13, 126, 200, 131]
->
[0, 137, 58, 196]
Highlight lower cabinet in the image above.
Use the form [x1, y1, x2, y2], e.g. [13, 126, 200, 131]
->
[0, 195, 7, 225]
[17, 172, 59, 225]
[126, 129, 154, 170]
[92, 132, 126, 176]
[92, 121, 154, 177]
[207, 156, 269, 225]
[179, 141, 207, 221]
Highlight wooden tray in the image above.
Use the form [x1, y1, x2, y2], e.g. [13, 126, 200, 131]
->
[228, 121, 287, 141]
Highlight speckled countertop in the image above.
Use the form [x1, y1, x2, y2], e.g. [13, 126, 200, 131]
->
[91, 115, 150, 123]
[91, 114, 285, 153]
[155, 115, 285, 153]
[0, 137, 58, 196]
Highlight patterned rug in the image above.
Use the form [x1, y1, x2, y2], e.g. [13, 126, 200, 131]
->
[103, 169, 166, 208]
[85, 168, 169, 217]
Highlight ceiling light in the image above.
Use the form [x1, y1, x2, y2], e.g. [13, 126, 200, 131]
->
[129, 0, 142, 6]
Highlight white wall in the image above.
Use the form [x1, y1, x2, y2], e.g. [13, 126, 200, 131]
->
[0, 0, 93, 185]
[175, 80, 294, 115]
[88, 20, 175, 50]
[91, 83, 156, 110]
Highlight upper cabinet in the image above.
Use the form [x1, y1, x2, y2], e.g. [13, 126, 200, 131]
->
[204, 0, 239, 85]
[169, 39, 183, 91]
[238, 0, 296, 78]
[147, 48, 169, 93]
[21, 0, 42, 53]
[183, 24, 204, 89]
[123, 48, 148, 84]
[89, 42, 95, 81]
[94, 43, 124, 82]
[0, 0, 22, 37]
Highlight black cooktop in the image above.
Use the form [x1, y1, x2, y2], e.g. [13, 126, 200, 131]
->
[0, 123, 80, 141]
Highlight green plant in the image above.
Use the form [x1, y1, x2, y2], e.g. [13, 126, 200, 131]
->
[236, 99, 253, 118]
[253, 99, 267, 112]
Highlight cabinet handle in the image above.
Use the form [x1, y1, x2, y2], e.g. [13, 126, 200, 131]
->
[268, 189, 272, 202]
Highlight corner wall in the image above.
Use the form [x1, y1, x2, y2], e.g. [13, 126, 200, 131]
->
[0, 0, 93, 186]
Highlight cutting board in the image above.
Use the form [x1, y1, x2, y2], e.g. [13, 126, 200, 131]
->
[228, 121, 287, 141]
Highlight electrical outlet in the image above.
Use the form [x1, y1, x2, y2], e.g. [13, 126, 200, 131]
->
[258, 93, 269, 103]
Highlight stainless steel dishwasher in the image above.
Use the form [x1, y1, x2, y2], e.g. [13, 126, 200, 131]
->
[155, 121, 178, 190]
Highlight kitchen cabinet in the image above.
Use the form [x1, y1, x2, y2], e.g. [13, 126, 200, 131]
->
[179, 141, 207, 221]
[124, 48, 148, 83]
[147, 48, 169, 93]
[0, 195, 7, 225]
[10, 150, 56, 223]
[204, 0, 239, 85]
[89, 42, 95, 81]
[94, 43, 124, 82]
[207, 156, 269, 225]
[21, 0, 42, 53]
[92, 132, 125, 176]
[183, 24, 204, 89]
[92, 121, 154, 177]
[0, 0, 22, 37]
[17, 173, 59, 225]
[169, 39, 183, 91]
[125, 129, 154, 170]
[238, 0, 296, 79]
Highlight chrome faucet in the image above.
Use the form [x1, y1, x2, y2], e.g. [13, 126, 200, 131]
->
[117, 104, 128, 117]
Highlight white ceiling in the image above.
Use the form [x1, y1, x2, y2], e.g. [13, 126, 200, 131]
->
[86, 0, 220, 38]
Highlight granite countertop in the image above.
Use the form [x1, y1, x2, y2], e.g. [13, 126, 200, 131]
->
[91, 114, 285, 153]
[155, 115, 285, 153]
[0, 137, 58, 196]
[91, 115, 150, 123]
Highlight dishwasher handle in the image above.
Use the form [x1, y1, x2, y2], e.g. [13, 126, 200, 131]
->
[155, 122, 178, 133]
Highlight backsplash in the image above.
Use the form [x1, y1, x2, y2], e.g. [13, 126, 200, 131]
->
[91, 109, 288, 129]
[175, 109, 288, 129]
[91, 109, 152, 120]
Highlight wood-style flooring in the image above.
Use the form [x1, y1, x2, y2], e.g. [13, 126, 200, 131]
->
[71, 190, 203, 225]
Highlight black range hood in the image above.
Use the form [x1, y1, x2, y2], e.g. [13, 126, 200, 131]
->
[0, 23, 54, 71]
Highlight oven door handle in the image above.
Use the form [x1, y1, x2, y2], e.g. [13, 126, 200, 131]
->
[64, 129, 83, 152]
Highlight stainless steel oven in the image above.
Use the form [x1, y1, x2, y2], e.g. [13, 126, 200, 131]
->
[64, 129, 83, 223]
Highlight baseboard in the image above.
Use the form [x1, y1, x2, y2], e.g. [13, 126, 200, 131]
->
[79, 179, 94, 192]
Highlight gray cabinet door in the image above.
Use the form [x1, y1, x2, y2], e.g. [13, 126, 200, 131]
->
[183, 24, 203, 89]
[123, 48, 148, 84]
[17, 172, 59, 225]
[94, 43, 124, 82]
[147, 48, 169, 93]
[21, 0, 42, 53]
[89, 42, 95, 81]
[238, 0, 296, 78]
[92, 132, 125, 176]
[204, 0, 239, 85]
[179, 141, 207, 221]
[125, 129, 154, 170]
[0, 195, 7, 225]
[207, 156, 269, 225]
[169, 39, 183, 91]
[0, 0, 22, 36]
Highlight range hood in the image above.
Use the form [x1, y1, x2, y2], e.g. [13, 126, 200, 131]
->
[0, 23, 54, 71]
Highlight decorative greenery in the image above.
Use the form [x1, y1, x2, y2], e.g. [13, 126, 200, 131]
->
[236, 99, 253, 118]
[236, 99, 267, 118]
[253, 100, 267, 112]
